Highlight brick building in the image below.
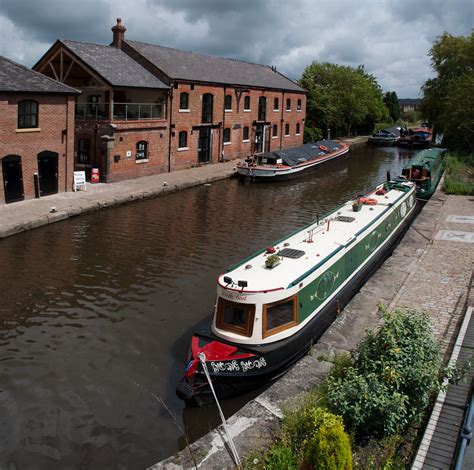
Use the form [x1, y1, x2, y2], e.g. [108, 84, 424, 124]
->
[0, 56, 79, 204]
[34, 19, 306, 182]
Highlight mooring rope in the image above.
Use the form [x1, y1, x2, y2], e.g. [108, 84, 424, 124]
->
[198, 353, 242, 467]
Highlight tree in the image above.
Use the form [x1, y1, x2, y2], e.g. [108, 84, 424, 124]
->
[383, 91, 401, 122]
[421, 32, 474, 152]
[299, 62, 388, 141]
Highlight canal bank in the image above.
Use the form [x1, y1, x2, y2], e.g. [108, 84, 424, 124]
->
[0, 137, 365, 240]
[152, 185, 474, 469]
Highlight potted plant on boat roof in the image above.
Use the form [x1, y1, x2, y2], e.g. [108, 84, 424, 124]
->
[265, 254, 281, 269]
[352, 198, 363, 212]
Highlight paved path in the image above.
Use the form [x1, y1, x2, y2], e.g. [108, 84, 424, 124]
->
[152, 186, 474, 469]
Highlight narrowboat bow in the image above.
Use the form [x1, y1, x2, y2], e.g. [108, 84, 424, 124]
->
[176, 180, 417, 405]
[236, 140, 349, 181]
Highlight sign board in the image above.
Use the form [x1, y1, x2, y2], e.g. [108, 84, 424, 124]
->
[73, 171, 87, 191]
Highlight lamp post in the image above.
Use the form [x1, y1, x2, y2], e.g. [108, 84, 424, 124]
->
[327, 128, 331, 140]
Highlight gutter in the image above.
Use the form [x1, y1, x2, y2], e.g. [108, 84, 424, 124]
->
[167, 84, 173, 172]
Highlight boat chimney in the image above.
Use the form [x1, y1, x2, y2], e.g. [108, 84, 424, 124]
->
[112, 18, 126, 48]
[386, 170, 391, 182]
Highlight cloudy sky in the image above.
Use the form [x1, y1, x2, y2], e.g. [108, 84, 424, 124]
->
[0, 0, 472, 97]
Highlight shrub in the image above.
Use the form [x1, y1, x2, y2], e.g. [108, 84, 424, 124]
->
[305, 420, 353, 470]
[304, 125, 324, 143]
[243, 443, 298, 469]
[443, 153, 474, 195]
[326, 308, 442, 439]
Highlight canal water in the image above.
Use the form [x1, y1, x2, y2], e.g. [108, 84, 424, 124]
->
[0, 144, 416, 469]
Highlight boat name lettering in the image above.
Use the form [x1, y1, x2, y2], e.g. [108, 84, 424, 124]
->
[221, 291, 247, 302]
[210, 357, 267, 373]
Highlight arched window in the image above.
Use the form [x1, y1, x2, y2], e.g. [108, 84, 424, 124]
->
[296, 123, 301, 135]
[223, 127, 231, 143]
[244, 95, 250, 111]
[258, 96, 266, 121]
[242, 126, 249, 141]
[272, 124, 278, 137]
[285, 124, 290, 136]
[178, 131, 188, 148]
[297, 98, 302, 111]
[202, 93, 213, 123]
[224, 94, 232, 110]
[286, 98, 291, 111]
[136, 141, 148, 160]
[77, 138, 91, 164]
[18, 100, 38, 128]
[179, 92, 189, 110]
[274, 97, 279, 111]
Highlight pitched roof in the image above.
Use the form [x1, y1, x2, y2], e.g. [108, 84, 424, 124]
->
[0, 55, 79, 94]
[126, 40, 305, 92]
[60, 40, 169, 89]
[399, 98, 421, 105]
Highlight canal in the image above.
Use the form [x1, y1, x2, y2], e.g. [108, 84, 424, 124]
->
[0, 144, 416, 469]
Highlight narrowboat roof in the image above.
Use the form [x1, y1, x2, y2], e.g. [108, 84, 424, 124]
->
[268, 140, 344, 166]
[219, 183, 414, 292]
[404, 148, 446, 169]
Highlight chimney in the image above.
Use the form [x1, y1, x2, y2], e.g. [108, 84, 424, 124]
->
[111, 18, 126, 48]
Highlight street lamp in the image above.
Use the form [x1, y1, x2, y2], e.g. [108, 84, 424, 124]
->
[327, 128, 331, 140]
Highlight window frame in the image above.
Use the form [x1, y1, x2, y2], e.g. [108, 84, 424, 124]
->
[296, 123, 301, 135]
[77, 138, 91, 165]
[224, 94, 232, 111]
[258, 96, 266, 121]
[216, 297, 255, 337]
[223, 127, 231, 144]
[178, 130, 188, 149]
[136, 140, 148, 161]
[202, 93, 214, 123]
[273, 97, 279, 111]
[244, 95, 251, 111]
[297, 98, 302, 112]
[262, 294, 298, 338]
[179, 92, 189, 111]
[285, 123, 290, 136]
[286, 98, 291, 111]
[242, 126, 250, 142]
[17, 99, 39, 129]
[272, 124, 278, 138]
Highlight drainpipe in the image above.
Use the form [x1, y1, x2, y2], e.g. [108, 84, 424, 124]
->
[167, 85, 173, 172]
[221, 86, 226, 162]
[65, 97, 69, 192]
[280, 91, 285, 150]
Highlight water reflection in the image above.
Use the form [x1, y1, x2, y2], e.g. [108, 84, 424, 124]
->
[0, 144, 416, 468]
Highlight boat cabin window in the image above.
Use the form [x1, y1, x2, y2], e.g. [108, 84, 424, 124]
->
[263, 295, 298, 338]
[216, 298, 255, 337]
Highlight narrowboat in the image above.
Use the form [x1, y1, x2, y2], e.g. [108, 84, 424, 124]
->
[236, 140, 350, 181]
[176, 180, 417, 405]
[398, 147, 446, 199]
[398, 126, 433, 148]
[367, 126, 401, 145]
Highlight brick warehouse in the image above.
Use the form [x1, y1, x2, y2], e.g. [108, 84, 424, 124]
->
[0, 56, 79, 204]
[33, 19, 306, 183]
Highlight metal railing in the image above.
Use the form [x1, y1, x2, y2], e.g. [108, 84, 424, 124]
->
[75, 102, 165, 121]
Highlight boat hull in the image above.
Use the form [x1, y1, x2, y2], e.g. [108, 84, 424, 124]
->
[177, 195, 419, 404]
[236, 140, 349, 182]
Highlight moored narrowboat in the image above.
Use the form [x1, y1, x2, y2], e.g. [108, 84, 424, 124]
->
[398, 147, 446, 200]
[236, 140, 349, 181]
[367, 126, 401, 145]
[176, 180, 418, 405]
[398, 126, 433, 148]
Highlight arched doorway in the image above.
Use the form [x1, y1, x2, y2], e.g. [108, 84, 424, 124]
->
[37, 151, 58, 196]
[2, 155, 24, 203]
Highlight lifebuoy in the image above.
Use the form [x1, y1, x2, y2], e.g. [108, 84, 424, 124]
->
[366, 198, 378, 205]
[319, 145, 328, 151]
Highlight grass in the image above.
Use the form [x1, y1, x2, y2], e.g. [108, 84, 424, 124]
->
[443, 153, 474, 195]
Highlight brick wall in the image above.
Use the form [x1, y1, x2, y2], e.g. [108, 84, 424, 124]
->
[0, 93, 75, 204]
[169, 84, 306, 169]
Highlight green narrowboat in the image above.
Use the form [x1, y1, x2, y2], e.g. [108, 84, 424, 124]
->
[398, 148, 446, 200]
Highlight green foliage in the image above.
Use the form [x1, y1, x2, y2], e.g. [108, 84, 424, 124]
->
[403, 110, 419, 124]
[443, 153, 474, 195]
[421, 32, 474, 152]
[305, 421, 353, 470]
[374, 122, 395, 132]
[299, 62, 389, 139]
[383, 92, 400, 122]
[243, 444, 298, 470]
[304, 125, 324, 143]
[326, 308, 442, 439]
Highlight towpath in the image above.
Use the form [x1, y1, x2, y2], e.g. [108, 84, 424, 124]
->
[152, 186, 474, 469]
